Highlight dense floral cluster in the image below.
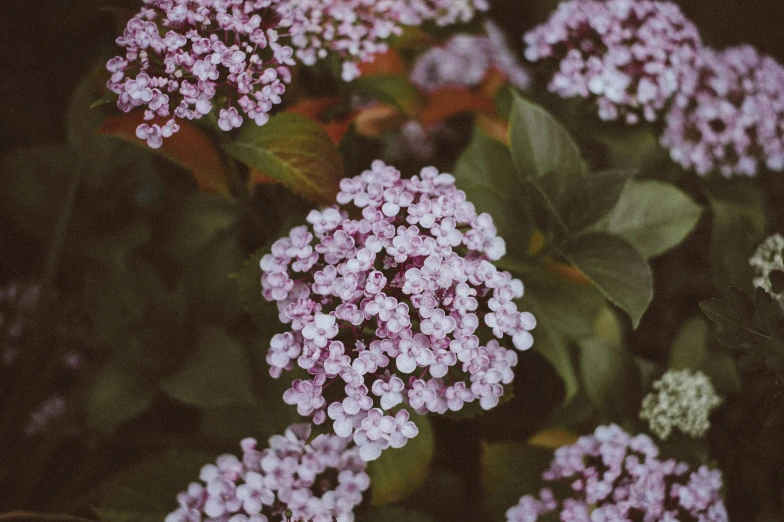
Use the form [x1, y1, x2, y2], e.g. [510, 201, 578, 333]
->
[282, 0, 488, 82]
[750, 233, 784, 300]
[107, 0, 295, 148]
[523, 0, 702, 124]
[166, 423, 368, 522]
[640, 369, 722, 440]
[410, 21, 530, 92]
[662, 46, 784, 177]
[506, 425, 728, 522]
[260, 160, 535, 460]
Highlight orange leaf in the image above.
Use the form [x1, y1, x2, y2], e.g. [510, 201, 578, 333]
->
[287, 97, 357, 145]
[249, 170, 277, 185]
[544, 258, 593, 286]
[357, 49, 406, 77]
[354, 104, 407, 138]
[478, 67, 509, 100]
[420, 88, 495, 128]
[100, 113, 230, 194]
[476, 113, 510, 146]
[528, 428, 580, 449]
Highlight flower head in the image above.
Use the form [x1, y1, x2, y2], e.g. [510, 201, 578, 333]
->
[507, 424, 728, 522]
[524, 0, 702, 124]
[640, 369, 722, 440]
[165, 424, 368, 522]
[260, 160, 535, 460]
[107, 0, 294, 148]
[281, 0, 488, 82]
[751, 233, 784, 300]
[662, 45, 784, 177]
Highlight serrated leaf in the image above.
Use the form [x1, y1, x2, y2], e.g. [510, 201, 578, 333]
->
[481, 442, 554, 522]
[161, 325, 255, 407]
[86, 360, 156, 430]
[97, 449, 213, 522]
[700, 288, 774, 350]
[603, 180, 702, 258]
[369, 413, 434, 505]
[578, 338, 643, 420]
[508, 93, 582, 180]
[223, 113, 343, 204]
[557, 233, 653, 328]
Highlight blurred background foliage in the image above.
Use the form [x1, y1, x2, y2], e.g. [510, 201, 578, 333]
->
[1, 1, 784, 521]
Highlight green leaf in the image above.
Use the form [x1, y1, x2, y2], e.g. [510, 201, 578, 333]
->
[453, 127, 532, 259]
[97, 449, 213, 522]
[559, 169, 631, 233]
[508, 93, 582, 180]
[170, 193, 241, 252]
[369, 413, 434, 505]
[223, 113, 343, 204]
[161, 325, 255, 408]
[359, 506, 433, 522]
[557, 233, 653, 328]
[603, 180, 703, 258]
[700, 288, 776, 350]
[352, 75, 424, 115]
[669, 316, 709, 371]
[704, 182, 766, 289]
[86, 360, 156, 430]
[481, 442, 554, 522]
[578, 338, 643, 420]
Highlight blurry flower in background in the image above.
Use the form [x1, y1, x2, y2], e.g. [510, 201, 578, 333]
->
[523, 0, 702, 124]
[0, 281, 40, 366]
[662, 46, 784, 177]
[107, 0, 295, 148]
[260, 160, 535, 460]
[750, 233, 784, 300]
[506, 424, 728, 522]
[640, 369, 723, 440]
[165, 423, 368, 522]
[410, 21, 530, 92]
[283, 0, 489, 82]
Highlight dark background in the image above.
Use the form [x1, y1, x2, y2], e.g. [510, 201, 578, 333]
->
[1, 0, 783, 155]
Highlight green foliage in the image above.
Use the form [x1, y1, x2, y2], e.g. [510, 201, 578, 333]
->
[352, 75, 424, 115]
[453, 128, 532, 260]
[97, 449, 214, 522]
[359, 506, 433, 522]
[508, 93, 583, 180]
[701, 287, 784, 376]
[579, 338, 643, 420]
[369, 413, 434, 506]
[705, 183, 767, 289]
[602, 180, 703, 258]
[223, 112, 344, 204]
[85, 360, 156, 430]
[557, 233, 653, 328]
[481, 441, 555, 522]
[161, 325, 255, 408]
[668, 316, 741, 395]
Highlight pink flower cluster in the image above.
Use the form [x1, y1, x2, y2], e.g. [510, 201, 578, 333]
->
[661, 45, 784, 177]
[166, 423, 368, 522]
[506, 425, 728, 522]
[260, 160, 535, 461]
[107, 0, 294, 148]
[523, 0, 702, 124]
[410, 21, 530, 92]
[280, 0, 489, 82]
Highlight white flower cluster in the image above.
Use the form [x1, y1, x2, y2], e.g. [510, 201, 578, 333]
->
[640, 369, 722, 440]
[750, 233, 784, 301]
